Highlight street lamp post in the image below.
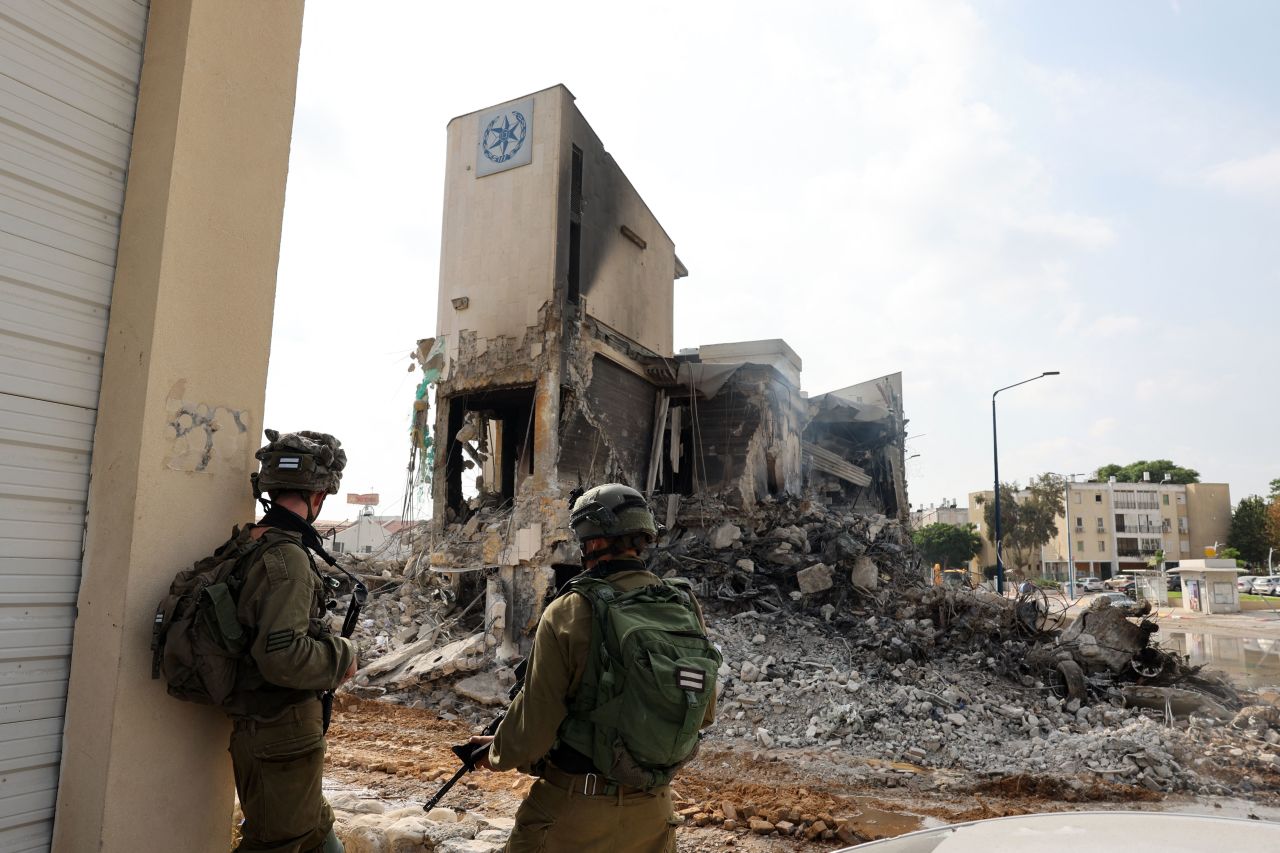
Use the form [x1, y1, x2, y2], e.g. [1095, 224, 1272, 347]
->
[992, 371, 1060, 595]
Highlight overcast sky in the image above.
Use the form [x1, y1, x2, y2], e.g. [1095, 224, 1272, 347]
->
[263, 0, 1279, 522]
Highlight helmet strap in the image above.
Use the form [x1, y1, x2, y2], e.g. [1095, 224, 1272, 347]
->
[259, 502, 340, 567]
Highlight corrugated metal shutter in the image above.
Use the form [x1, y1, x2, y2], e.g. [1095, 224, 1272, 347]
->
[0, 2, 148, 850]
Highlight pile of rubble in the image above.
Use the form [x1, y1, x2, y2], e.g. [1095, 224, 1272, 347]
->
[334, 495, 1280, 810]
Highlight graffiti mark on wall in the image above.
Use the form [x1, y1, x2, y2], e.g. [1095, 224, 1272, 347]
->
[163, 381, 251, 473]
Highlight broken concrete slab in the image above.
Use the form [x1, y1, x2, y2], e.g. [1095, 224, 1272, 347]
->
[850, 556, 879, 590]
[1121, 686, 1232, 720]
[387, 633, 486, 689]
[453, 671, 510, 706]
[795, 562, 834, 595]
[708, 523, 742, 550]
[356, 631, 441, 681]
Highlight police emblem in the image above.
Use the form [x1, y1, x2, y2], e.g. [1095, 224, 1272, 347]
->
[481, 110, 528, 164]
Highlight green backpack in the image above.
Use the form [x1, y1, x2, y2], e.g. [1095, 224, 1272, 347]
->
[150, 527, 266, 707]
[556, 576, 721, 789]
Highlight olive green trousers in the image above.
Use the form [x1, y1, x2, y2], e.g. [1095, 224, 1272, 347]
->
[230, 700, 336, 853]
[505, 778, 677, 853]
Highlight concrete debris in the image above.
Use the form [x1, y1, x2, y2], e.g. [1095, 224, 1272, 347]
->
[385, 633, 486, 690]
[795, 562, 834, 595]
[708, 522, 743, 550]
[329, 800, 510, 853]
[331, 489, 1275, 808]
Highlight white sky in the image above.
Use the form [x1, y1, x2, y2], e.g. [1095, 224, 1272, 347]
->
[264, 0, 1280, 522]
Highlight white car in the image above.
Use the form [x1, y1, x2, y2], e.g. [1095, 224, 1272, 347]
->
[1104, 574, 1134, 590]
[1079, 577, 1105, 593]
[1253, 576, 1280, 596]
[1239, 575, 1266, 593]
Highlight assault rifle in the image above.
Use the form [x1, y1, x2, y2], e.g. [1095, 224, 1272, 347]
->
[423, 658, 527, 811]
[320, 567, 368, 734]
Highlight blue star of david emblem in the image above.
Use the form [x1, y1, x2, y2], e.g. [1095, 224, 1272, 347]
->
[481, 110, 528, 164]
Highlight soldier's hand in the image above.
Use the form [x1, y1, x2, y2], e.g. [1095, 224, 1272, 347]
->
[467, 735, 495, 771]
[341, 653, 357, 684]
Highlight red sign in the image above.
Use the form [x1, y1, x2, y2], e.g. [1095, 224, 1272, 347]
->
[346, 493, 379, 505]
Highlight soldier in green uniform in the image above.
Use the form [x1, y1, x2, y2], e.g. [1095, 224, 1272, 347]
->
[469, 484, 718, 853]
[226, 430, 358, 853]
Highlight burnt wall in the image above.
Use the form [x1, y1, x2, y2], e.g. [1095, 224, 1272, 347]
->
[558, 354, 656, 488]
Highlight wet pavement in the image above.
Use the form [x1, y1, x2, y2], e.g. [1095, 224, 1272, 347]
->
[1154, 628, 1280, 691]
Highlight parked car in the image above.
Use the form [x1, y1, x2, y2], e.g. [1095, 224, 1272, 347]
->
[1079, 577, 1106, 593]
[1253, 576, 1280, 596]
[1105, 574, 1134, 590]
[1097, 591, 1142, 616]
[1239, 575, 1266, 593]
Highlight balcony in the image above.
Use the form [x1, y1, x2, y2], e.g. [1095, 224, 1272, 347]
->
[1113, 494, 1159, 511]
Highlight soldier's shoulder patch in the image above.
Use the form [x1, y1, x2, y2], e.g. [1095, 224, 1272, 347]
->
[262, 546, 294, 586]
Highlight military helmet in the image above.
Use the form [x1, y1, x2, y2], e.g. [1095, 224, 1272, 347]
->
[569, 484, 658, 542]
[251, 428, 346, 496]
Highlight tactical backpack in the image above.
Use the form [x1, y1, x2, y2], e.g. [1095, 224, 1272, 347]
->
[150, 527, 266, 707]
[556, 576, 722, 789]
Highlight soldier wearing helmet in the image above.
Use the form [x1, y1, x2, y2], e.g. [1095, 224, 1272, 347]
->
[226, 430, 357, 853]
[469, 484, 717, 853]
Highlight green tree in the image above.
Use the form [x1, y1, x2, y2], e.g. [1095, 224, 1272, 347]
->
[1094, 460, 1200, 484]
[1217, 546, 1245, 569]
[1228, 496, 1271, 566]
[1269, 478, 1280, 501]
[912, 522, 983, 569]
[980, 473, 1066, 578]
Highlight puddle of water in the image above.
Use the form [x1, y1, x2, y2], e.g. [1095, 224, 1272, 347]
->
[847, 798, 925, 838]
[1156, 630, 1280, 691]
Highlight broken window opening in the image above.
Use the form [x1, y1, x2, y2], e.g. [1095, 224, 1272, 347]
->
[568, 221, 582, 305]
[442, 386, 536, 518]
[765, 451, 781, 496]
[655, 401, 702, 496]
[567, 145, 584, 305]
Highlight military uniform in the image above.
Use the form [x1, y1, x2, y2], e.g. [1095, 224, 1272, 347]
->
[226, 528, 356, 853]
[489, 557, 716, 853]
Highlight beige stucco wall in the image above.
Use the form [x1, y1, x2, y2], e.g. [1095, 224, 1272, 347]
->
[1186, 483, 1232, 557]
[436, 86, 567, 352]
[997, 481, 1230, 576]
[435, 85, 680, 361]
[52, 2, 304, 850]
[570, 107, 676, 356]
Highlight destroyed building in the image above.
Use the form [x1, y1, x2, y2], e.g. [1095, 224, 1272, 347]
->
[406, 85, 907, 649]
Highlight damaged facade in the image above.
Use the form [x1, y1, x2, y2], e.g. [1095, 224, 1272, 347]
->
[408, 85, 906, 649]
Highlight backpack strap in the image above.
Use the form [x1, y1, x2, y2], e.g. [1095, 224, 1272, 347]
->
[200, 582, 247, 652]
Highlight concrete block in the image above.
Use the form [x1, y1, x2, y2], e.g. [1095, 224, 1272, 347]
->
[796, 563, 834, 594]
[851, 556, 880, 589]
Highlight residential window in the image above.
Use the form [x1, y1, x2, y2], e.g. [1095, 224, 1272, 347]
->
[1075, 516, 1083, 530]
[1073, 492, 1082, 504]
[1097, 540, 1106, 553]
[1162, 494, 1170, 506]
[1077, 540, 1085, 554]
[1095, 494, 1102, 502]
[1180, 539, 1190, 554]
[1178, 517, 1188, 533]
[1096, 517, 1105, 532]
[1177, 494, 1186, 505]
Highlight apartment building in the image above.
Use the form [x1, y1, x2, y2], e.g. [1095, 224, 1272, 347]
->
[967, 477, 1232, 581]
[911, 500, 969, 528]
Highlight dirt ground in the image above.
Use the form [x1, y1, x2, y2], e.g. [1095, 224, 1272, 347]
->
[323, 697, 1271, 850]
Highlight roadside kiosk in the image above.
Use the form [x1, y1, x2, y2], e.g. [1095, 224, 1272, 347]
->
[1169, 559, 1245, 614]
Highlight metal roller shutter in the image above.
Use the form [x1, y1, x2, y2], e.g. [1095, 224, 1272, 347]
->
[0, 2, 148, 849]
